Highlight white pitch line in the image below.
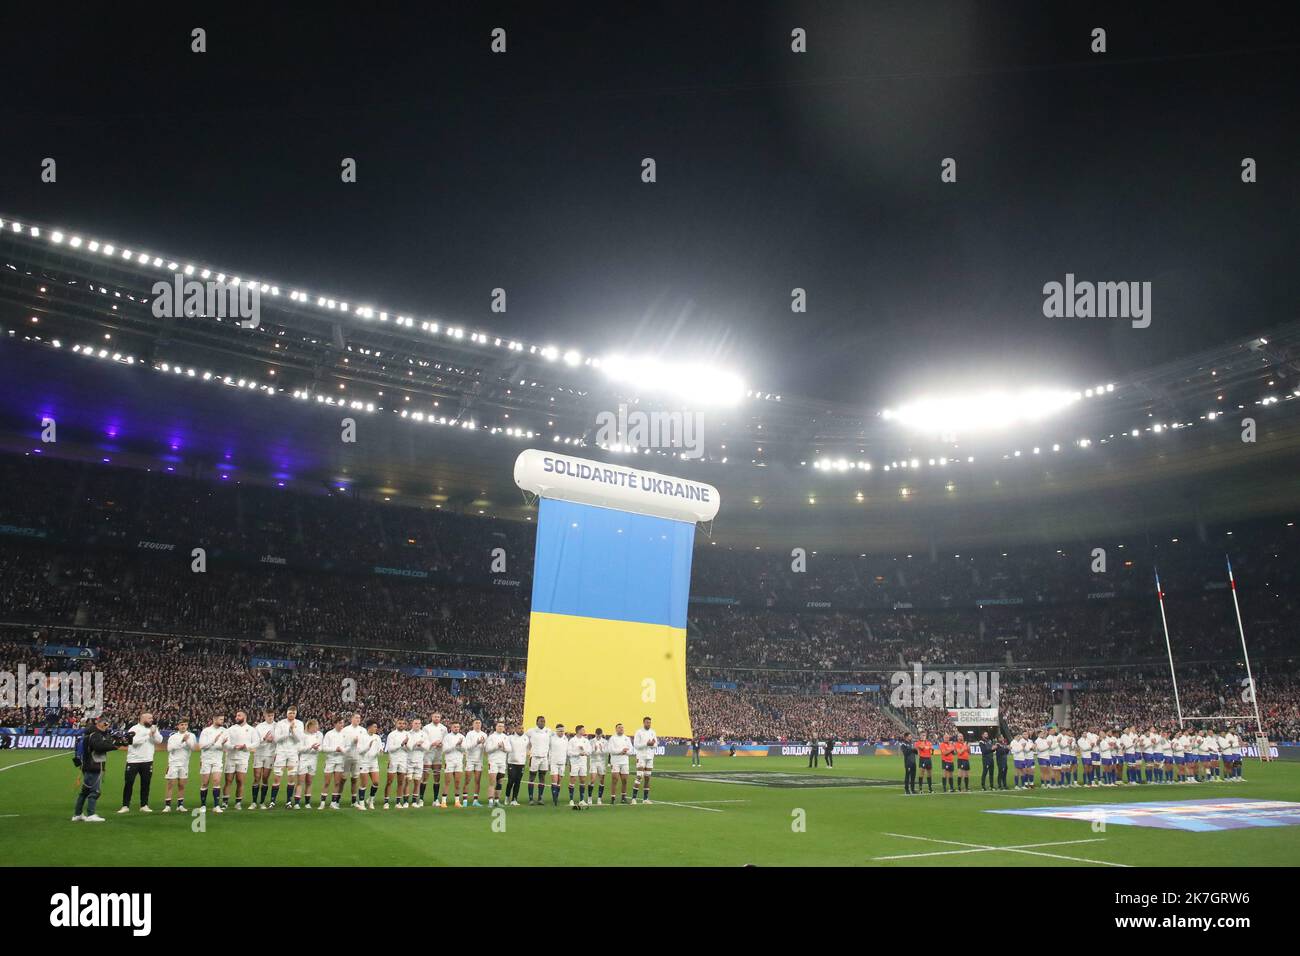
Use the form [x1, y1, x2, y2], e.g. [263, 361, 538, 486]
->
[879, 831, 1130, 867]
[652, 800, 726, 812]
[0, 752, 66, 772]
[873, 837, 1108, 861]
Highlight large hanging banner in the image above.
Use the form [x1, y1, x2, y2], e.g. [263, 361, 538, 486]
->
[514, 450, 719, 738]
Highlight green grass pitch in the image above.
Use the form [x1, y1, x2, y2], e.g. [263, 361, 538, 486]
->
[3, 750, 1297, 866]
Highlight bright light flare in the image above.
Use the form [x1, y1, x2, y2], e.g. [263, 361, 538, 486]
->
[599, 354, 745, 407]
[882, 387, 1081, 437]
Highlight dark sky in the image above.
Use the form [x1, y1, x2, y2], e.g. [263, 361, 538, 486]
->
[3, 2, 1297, 407]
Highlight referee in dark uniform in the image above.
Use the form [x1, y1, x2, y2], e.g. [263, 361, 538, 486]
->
[901, 735, 918, 794]
[807, 737, 819, 768]
[996, 736, 1011, 789]
[980, 731, 996, 790]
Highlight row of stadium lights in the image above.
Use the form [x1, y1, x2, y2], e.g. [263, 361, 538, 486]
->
[808, 387, 1299, 477]
[13, 325, 1299, 473]
[4, 216, 782, 408]
[11, 217, 1296, 467]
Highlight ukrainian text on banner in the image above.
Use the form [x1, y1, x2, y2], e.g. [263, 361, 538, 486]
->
[515, 450, 718, 739]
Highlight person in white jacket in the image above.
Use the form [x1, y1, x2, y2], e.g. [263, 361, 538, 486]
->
[485, 720, 510, 807]
[198, 715, 229, 812]
[162, 720, 197, 813]
[320, 718, 348, 810]
[118, 711, 163, 813]
[356, 721, 383, 809]
[222, 710, 259, 810]
[268, 706, 303, 809]
[294, 718, 323, 810]
[383, 718, 409, 810]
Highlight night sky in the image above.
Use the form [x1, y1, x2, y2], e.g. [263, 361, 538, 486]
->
[3, 2, 1297, 408]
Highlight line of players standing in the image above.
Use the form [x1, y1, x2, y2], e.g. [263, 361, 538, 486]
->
[111, 709, 662, 815]
[898, 725, 1248, 795]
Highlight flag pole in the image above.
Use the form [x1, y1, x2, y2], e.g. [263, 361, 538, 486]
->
[1155, 568, 1184, 727]
[1226, 556, 1266, 739]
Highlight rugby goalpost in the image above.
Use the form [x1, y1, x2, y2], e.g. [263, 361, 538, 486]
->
[1154, 557, 1269, 761]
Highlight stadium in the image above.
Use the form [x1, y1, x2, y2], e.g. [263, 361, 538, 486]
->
[1, 3, 1298, 914]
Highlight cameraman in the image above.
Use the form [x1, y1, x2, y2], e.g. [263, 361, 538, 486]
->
[74, 716, 125, 822]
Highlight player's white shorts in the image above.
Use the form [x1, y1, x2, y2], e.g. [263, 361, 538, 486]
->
[253, 752, 275, 770]
[165, 764, 189, 780]
[342, 757, 359, 776]
[273, 752, 299, 772]
[464, 754, 483, 772]
[298, 756, 319, 776]
[444, 754, 465, 773]
[590, 759, 607, 776]
[406, 764, 424, 778]
[388, 756, 408, 775]
[224, 752, 250, 774]
[530, 756, 549, 773]
[324, 755, 346, 774]
[610, 756, 630, 774]
[200, 755, 225, 775]
[358, 760, 379, 774]
[635, 755, 654, 771]
[568, 757, 589, 777]
[488, 755, 508, 775]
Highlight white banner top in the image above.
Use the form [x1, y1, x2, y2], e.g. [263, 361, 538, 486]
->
[514, 449, 720, 523]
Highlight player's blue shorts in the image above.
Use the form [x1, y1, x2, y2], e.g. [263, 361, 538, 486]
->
[1037, 758, 1049, 767]
[1125, 754, 1137, 764]
[1172, 754, 1184, 764]
[1015, 759, 1028, 769]
[1081, 756, 1092, 765]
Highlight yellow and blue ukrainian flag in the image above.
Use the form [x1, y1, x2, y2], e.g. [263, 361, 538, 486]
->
[523, 497, 694, 737]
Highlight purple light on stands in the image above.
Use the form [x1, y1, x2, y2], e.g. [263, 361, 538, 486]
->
[220, 474, 229, 480]
[277, 481, 286, 487]
[166, 466, 175, 473]
[102, 457, 110, 463]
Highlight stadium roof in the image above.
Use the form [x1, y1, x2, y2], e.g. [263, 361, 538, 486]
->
[2, 213, 1299, 552]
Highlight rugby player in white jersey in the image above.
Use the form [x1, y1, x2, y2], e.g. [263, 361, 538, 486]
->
[1009, 734, 1025, 789]
[1196, 728, 1216, 780]
[485, 720, 510, 807]
[406, 718, 427, 807]
[607, 723, 634, 804]
[1225, 729, 1243, 780]
[1076, 730, 1093, 787]
[1159, 727, 1174, 783]
[1188, 727, 1204, 782]
[251, 709, 277, 808]
[1120, 726, 1138, 785]
[1032, 730, 1051, 788]
[321, 718, 348, 809]
[269, 706, 304, 809]
[356, 721, 382, 808]
[505, 722, 529, 805]
[222, 710, 258, 810]
[383, 718, 408, 809]
[197, 714, 228, 812]
[162, 719, 197, 812]
[547, 724, 570, 807]
[1097, 730, 1114, 786]
[441, 720, 466, 807]
[463, 718, 488, 807]
[632, 716, 657, 804]
[525, 716, 552, 805]
[1046, 729, 1063, 787]
[422, 712, 447, 807]
[589, 728, 609, 804]
[566, 725, 591, 807]
[340, 713, 367, 808]
[1171, 728, 1188, 782]
[295, 718, 323, 809]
